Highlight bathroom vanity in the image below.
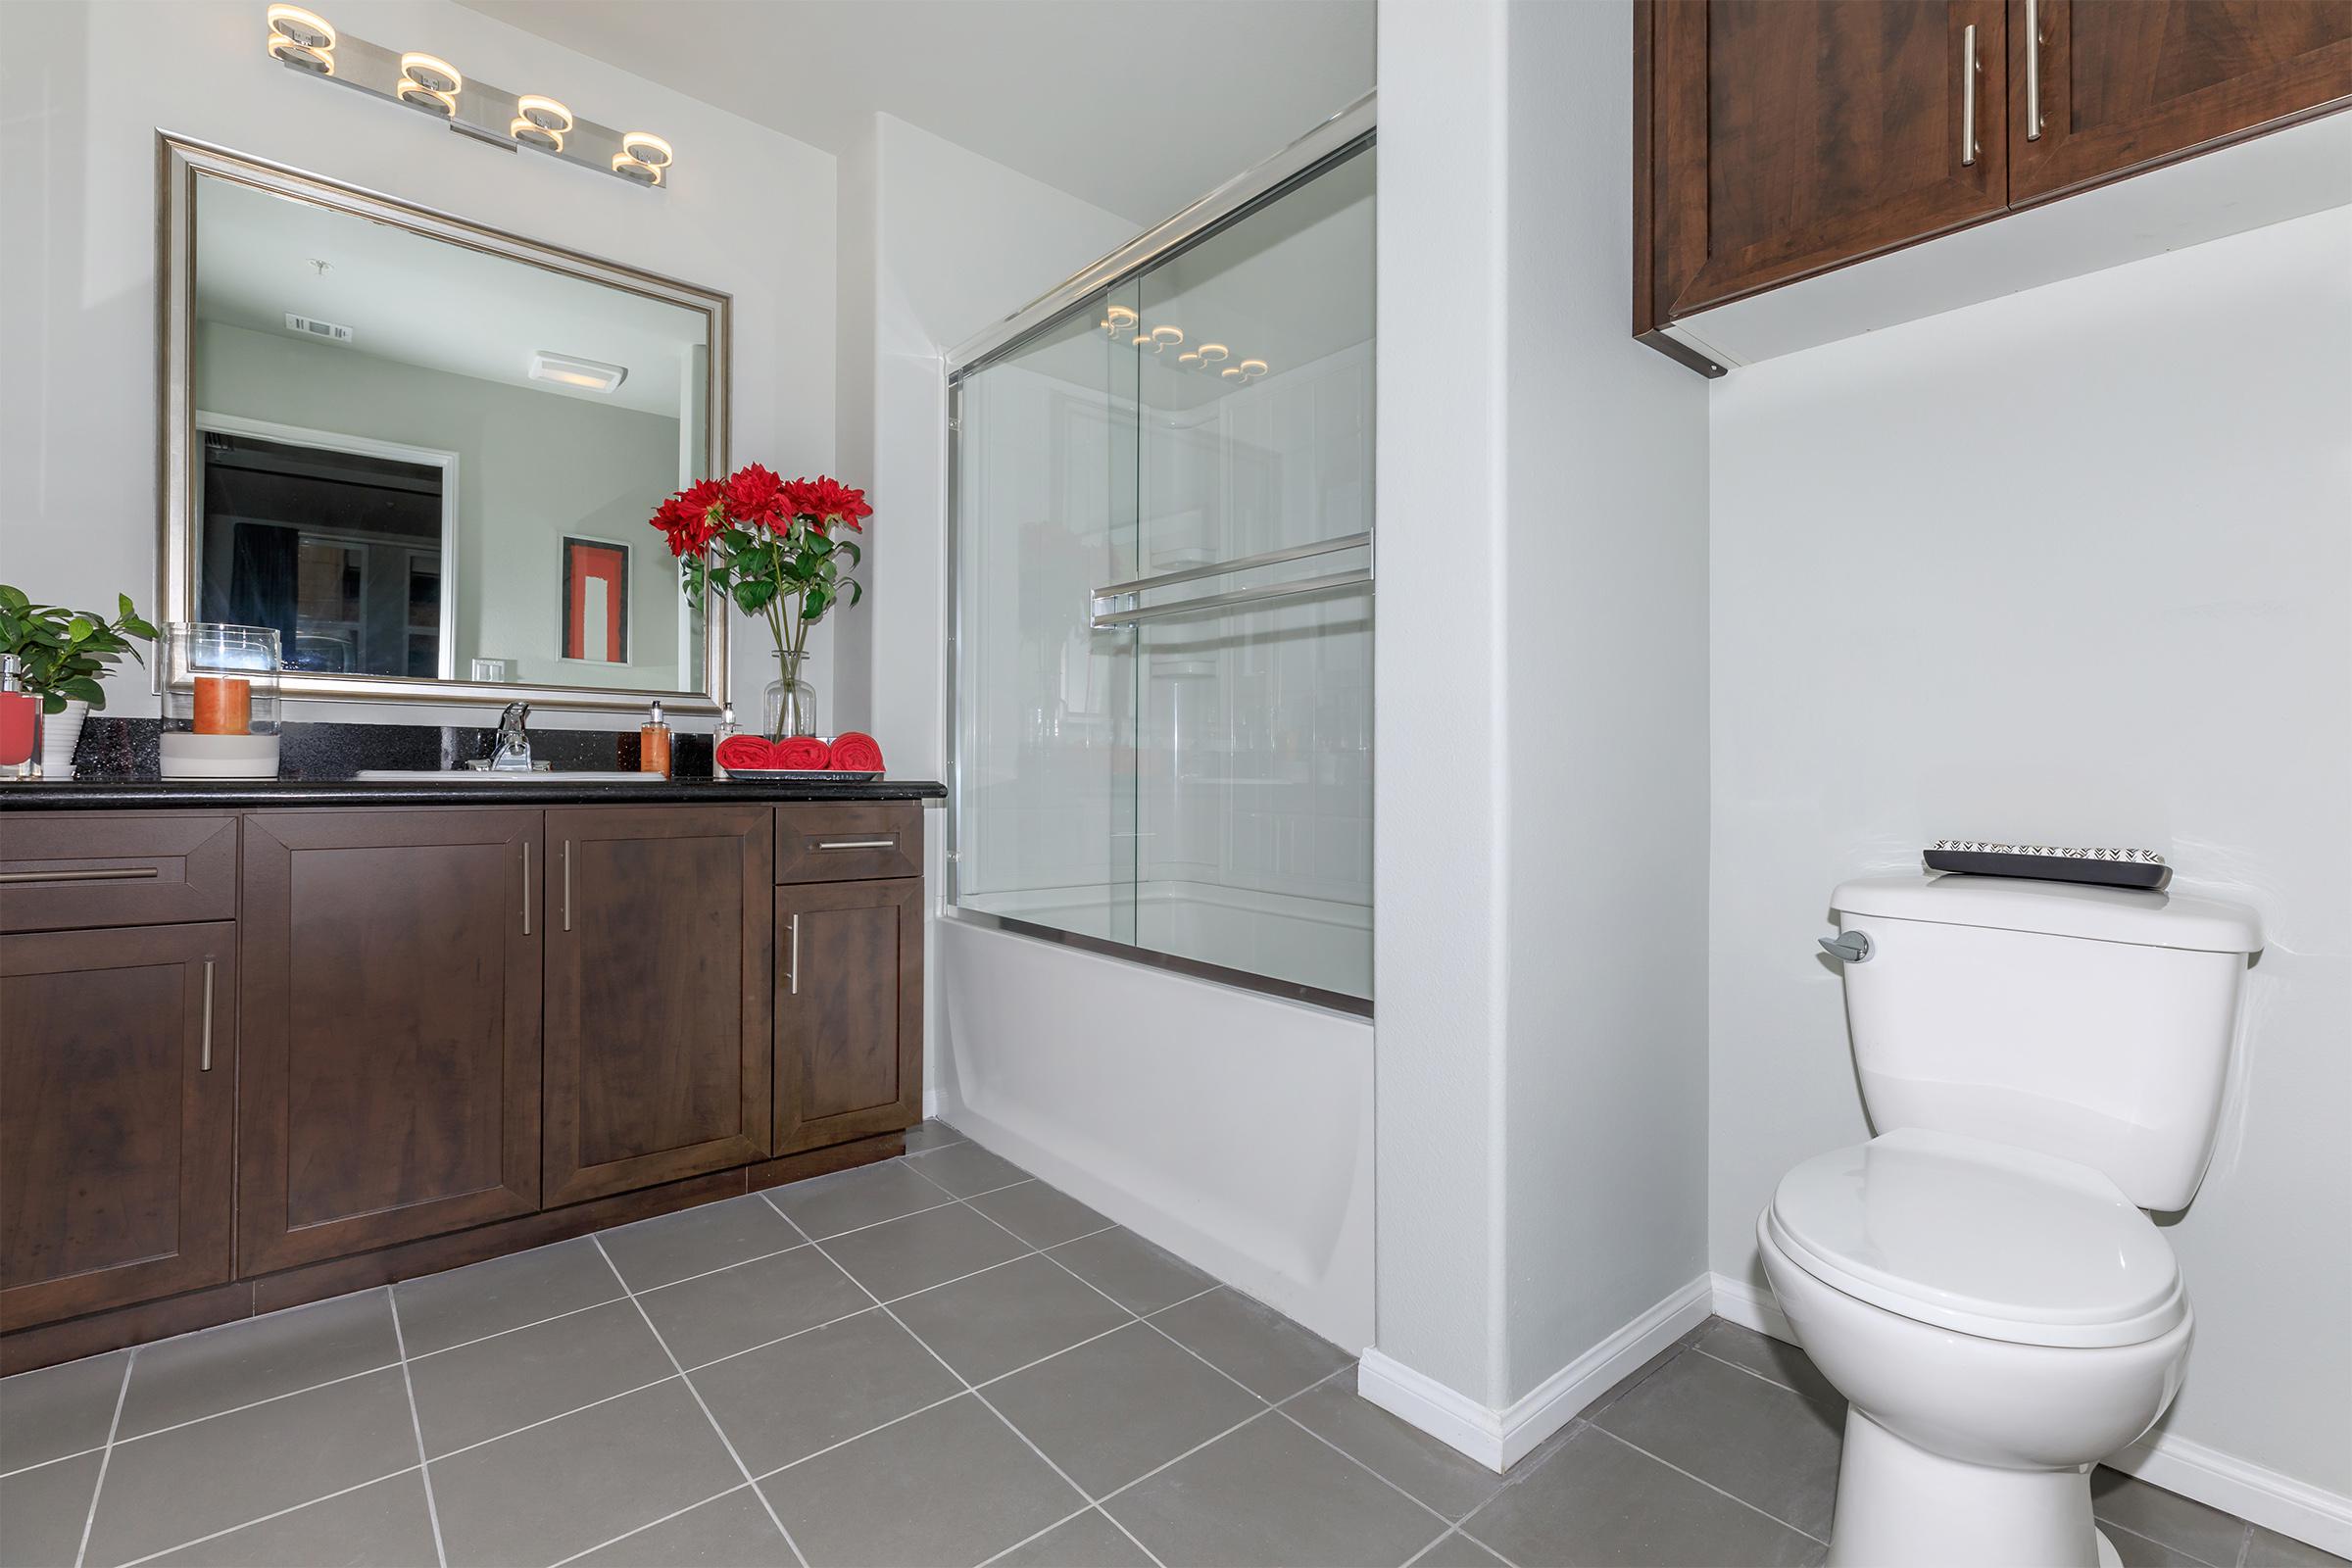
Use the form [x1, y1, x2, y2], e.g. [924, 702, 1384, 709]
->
[0, 778, 942, 1372]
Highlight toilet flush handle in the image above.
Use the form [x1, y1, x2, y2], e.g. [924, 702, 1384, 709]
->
[1819, 931, 1873, 963]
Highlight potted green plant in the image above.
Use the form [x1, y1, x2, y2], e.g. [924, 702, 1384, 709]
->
[0, 587, 160, 777]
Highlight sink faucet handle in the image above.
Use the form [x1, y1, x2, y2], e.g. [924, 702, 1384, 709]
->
[491, 701, 534, 769]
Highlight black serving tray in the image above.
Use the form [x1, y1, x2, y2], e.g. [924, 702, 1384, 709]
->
[1923, 842, 2170, 891]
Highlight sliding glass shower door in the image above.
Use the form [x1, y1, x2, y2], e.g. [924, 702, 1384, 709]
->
[951, 140, 1374, 1010]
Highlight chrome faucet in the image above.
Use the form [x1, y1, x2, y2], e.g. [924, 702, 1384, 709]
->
[490, 701, 534, 771]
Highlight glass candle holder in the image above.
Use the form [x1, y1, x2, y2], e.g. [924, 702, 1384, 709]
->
[161, 623, 283, 779]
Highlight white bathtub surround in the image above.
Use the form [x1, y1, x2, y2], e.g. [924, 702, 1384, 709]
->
[1363, 0, 1710, 1468]
[935, 913, 1373, 1348]
[1709, 206, 2352, 1551]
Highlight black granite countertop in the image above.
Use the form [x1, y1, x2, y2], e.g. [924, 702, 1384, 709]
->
[5, 716, 944, 809]
[1, 776, 946, 810]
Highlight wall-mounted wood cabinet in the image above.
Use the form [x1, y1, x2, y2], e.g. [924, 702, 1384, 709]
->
[0, 797, 930, 1367]
[1635, 0, 2352, 368]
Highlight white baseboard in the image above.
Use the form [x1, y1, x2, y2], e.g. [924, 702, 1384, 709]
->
[1708, 1276, 2352, 1555]
[1708, 1271, 1792, 1342]
[1357, 1274, 1713, 1474]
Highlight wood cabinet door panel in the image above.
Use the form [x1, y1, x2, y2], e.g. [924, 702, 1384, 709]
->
[1647, 0, 2009, 320]
[544, 807, 772, 1203]
[240, 810, 541, 1273]
[775, 879, 922, 1156]
[2, 923, 236, 1330]
[2009, 0, 2352, 204]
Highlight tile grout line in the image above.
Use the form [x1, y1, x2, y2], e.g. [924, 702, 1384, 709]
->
[1398, 1524, 1467, 1568]
[587, 1233, 812, 1568]
[1585, 1421, 1829, 1546]
[106, 1358, 405, 1449]
[385, 1287, 450, 1568]
[542, 1479, 758, 1568]
[113, 1466, 424, 1568]
[70, 1344, 133, 1568]
[1687, 1343, 1837, 1408]
[759, 1189, 1170, 1568]
[2097, 1515, 2239, 1568]
[0, 1441, 109, 1482]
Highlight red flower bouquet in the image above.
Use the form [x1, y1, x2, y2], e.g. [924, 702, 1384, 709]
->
[651, 466, 870, 738]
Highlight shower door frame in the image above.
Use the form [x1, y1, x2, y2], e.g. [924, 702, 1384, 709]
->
[942, 92, 1376, 1018]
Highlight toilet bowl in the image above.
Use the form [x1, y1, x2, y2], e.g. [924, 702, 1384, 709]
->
[1774, 873, 2259, 1566]
[1756, 1133, 2194, 1567]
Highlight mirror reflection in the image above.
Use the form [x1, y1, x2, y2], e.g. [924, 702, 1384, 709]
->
[190, 173, 712, 693]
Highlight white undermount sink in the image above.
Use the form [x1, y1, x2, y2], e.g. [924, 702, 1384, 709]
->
[352, 769, 661, 783]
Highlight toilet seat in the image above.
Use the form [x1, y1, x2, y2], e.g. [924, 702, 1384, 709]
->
[1767, 1128, 2186, 1349]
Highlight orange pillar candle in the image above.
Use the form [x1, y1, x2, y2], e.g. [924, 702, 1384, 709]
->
[193, 675, 252, 736]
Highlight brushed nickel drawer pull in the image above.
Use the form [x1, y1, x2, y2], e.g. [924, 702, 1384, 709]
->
[814, 838, 898, 851]
[1960, 24, 1982, 168]
[563, 841, 572, 932]
[2026, 0, 2045, 140]
[788, 912, 801, 996]
[521, 841, 532, 936]
[0, 866, 161, 884]
[200, 958, 215, 1071]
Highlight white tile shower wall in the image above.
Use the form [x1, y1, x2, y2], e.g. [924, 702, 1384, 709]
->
[1708, 205, 2352, 1507]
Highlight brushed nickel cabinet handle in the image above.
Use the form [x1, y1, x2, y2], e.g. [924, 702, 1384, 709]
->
[563, 841, 572, 932]
[0, 866, 160, 884]
[1960, 23, 1982, 168]
[200, 958, 215, 1071]
[522, 841, 532, 936]
[814, 838, 898, 851]
[2026, 0, 2045, 140]
[788, 913, 801, 997]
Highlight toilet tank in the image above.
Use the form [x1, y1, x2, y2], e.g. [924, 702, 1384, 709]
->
[1830, 874, 2262, 1211]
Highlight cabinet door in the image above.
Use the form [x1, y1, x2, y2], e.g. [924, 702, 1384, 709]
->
[240, 810, 542, 1273]
[2, 923, 236, 1330]
[1643, 0, 2008, 323]
[775, 879, 922, 1156]
[544, 807, 772, 1203]
[2009, 0, 2352, 204]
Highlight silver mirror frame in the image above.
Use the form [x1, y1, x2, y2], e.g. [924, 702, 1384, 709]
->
[156, 132, 731, 714]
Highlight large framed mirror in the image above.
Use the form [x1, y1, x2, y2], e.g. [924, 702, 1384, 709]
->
[158, 134, 730, 712]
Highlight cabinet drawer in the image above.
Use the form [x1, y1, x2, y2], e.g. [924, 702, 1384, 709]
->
[775, 804, 921, 884]
[0, 812, 238, 933]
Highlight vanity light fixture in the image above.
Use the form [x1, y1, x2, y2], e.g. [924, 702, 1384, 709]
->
[260, 8, 669, 189]
[397, 51, 460, 115]
[528, 350, 628, 393]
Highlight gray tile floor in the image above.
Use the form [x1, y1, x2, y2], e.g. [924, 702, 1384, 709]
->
[1, 1122, 2338, 1568]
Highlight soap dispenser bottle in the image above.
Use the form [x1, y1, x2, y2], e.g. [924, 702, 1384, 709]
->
[711, 702, 740, 781]
[0, 654, 41, 781]
[640, 699, 672, 778]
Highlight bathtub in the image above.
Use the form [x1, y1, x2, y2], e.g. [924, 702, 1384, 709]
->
[934, 898, 1374, 1350]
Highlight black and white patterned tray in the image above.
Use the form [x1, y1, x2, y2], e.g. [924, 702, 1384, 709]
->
[1923, 840, 2170, 890]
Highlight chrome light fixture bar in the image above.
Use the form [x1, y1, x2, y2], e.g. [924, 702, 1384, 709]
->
[262, 6, 671, 189]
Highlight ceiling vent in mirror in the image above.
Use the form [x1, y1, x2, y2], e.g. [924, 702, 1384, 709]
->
[283, 313, 354, 344]
[529, 351, 626, 393]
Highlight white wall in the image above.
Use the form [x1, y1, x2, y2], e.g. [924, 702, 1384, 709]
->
[1709, 207, 2352, 1506]
[0, 0, 834, 726]
[1367, 0, 1711, 1437]
[831, 111, 1136, 1100]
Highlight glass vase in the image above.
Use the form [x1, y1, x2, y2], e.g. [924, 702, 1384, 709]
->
[762, 650, 817, 740]
[160, 623, 282, 779]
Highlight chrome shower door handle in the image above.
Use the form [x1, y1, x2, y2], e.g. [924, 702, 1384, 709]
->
[1819, 932, 1873, 964]
[1960, 24, 1982, 168]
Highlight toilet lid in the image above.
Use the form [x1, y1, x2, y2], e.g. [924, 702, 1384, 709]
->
[1768, 1129, 2186, 1348]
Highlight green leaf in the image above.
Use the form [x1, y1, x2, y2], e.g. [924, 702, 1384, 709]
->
[60, 676, 105, 705]
[66, 616, 93, 643]
[833, 538, 861, 568]
[41, 692, 66, 715]
[846, 579, 864, 608]
[0, 585, 26, 612]
[119, 593, 136, 621]
[122, 616, 160, 642]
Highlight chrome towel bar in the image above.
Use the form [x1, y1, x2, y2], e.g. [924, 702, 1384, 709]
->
[1090, 532, 1373, 629]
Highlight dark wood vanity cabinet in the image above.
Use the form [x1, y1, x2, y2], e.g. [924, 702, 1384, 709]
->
[776, 877, 923, 1155]
[1, 921, 237, 1330]
[0, 794, 928, 1366]
[1635, 0, 2352, 343]
[542, 806, 774, 1204]
[238, 809, 543, 1272]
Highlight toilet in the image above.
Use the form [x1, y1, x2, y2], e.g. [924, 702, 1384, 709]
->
[1760, 872, 2261, 1568]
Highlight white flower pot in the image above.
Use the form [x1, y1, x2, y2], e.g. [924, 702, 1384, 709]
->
[40, 699, 87, 780]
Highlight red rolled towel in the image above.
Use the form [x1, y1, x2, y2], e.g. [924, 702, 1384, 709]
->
[829, 732, 885, 773]
[714, 734, 774, 772]
[771, 735, 832, 770]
